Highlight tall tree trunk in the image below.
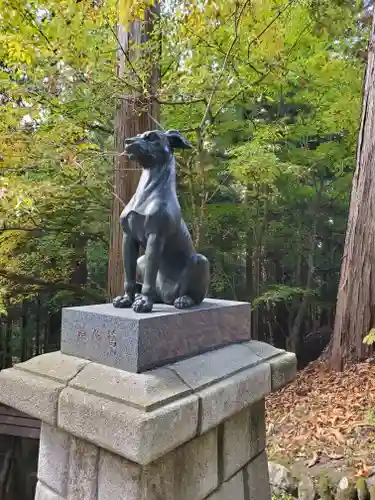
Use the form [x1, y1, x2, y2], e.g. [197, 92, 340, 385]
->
[43, 320, 49, 354]
[287, 191, 320, 353]
[69, 236, 88, 287]
[4, 307, 12, 368]
[20, 301, 28, 362]
[107, 3, 160, 300]
[35, 296, 40, 357]
[287, 220, 316, 353]
[330, 12, 375, 370]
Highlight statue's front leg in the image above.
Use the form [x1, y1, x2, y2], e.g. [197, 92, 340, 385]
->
[133, 233, 164, 313]
[113, 234, 139, 308]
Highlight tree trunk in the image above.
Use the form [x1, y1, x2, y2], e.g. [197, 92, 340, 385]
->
[107, 4, 160, 300]
[329, 12, 375, 370]
[20, 301, 28, 362]
[35, 296, 40, 356]
[287, 191, 320, 353]
[4, 306, 12, 369]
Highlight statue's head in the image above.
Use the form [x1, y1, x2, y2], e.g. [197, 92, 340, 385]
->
[123, 129, 192, 168]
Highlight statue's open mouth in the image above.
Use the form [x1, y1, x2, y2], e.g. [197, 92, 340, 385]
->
[122, 141, 143, 162]
[123, 142, 156, 166]
[124, 141, 139, 156]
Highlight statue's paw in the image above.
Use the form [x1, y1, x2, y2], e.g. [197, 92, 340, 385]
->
[113, 294, 133, 308]
[133, 294, 153, 313]
[174, 295, 195, 310]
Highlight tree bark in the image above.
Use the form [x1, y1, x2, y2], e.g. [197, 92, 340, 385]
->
[4, 309, 12, 369]
[330, 11, 375, 370]
[35, 296, 40, 356]
[107, 4, 160, 300]
[287, 190, 320, 353]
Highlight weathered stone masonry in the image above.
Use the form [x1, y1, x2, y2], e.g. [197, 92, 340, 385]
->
[0, 339, 296, 500]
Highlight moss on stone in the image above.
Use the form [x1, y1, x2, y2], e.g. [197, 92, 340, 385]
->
[356, 477, 370, 500]
[316, 474, 334, 500]
[336, 477, 357, 500]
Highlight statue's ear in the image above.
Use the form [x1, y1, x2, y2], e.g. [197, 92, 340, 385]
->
[165, 130, 193, 149]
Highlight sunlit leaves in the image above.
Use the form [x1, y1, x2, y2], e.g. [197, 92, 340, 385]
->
[0, 0, 117, 303]
[253, 284, 316, 308]
[0, 0, 368, 317]
[363, 329, 375, 345]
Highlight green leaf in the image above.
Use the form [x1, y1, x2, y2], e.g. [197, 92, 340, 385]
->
[363, 329, 375, 345]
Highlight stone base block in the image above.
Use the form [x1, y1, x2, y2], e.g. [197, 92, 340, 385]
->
[0, 341, 296, 464]
[246, 451, 271, 500]
[222, 399, 266, 480]
[99, 428, 218, 500]
[208, 452, 271, 500]
[38, 424, 70, 496]
[207, 471, 245, 500]
[35, 482, 65, 500]
[36, 429, 101, 500]
[60, 298, 251, 372]
[0, 338, 296, 500]
[35, 422, 270, 500]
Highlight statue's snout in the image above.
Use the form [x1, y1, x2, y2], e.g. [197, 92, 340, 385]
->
[124, 136, 138, 145]
[122, 136, 143, 157]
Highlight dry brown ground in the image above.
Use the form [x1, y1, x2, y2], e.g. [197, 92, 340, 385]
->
[266, 359, 375, 477]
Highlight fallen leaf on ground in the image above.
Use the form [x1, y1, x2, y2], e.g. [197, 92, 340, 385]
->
[266, 360, 375, 464]
[326, 452, 344, 460]
[307, 451, 321, 468]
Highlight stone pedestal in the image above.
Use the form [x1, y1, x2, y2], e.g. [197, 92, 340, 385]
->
[0, 300, 296, 500]
[60, 299, 251, 372]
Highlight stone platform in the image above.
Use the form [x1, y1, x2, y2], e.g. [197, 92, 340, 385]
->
[0, 299, 297, 500]
[0, 341, 296, 500]
[60, 298, 251, 372]
[0, 341, 295, 465]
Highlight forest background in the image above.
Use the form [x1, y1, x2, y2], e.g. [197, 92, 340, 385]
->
[0, 0, 371, 368]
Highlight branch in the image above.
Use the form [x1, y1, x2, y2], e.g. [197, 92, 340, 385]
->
[21, 8, 57, 54]
[106, 19, 145, 90]
[211, 13, 311, 122]
[118, 94, 207, 107]
[161, 58, 178, 78]
[0, 225, 108, 244]
[285, 21, 312, 60]
[177, 16, 264, 78]
[88, 123, 114, 135]
[0, 226, 43, 234]
[206, 171, 233, 203]
[0, 269, 104, 301]
[154, 97, 207, 105]
[200, 0, 251, 130]
[211, 69, 273, 121]
[146, 110, 165, 131]
[247, 0, 296, 60]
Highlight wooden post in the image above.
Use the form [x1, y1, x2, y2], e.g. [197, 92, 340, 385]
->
[330, 10, 375, 370]
[107, 1, 160, 300]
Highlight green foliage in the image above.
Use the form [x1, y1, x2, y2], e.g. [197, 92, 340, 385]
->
[356, 476, 370, 500]
[0, 0, 117, 308]
[363, 329, 375, 345]
[161, 0, 365, 351]
[0, 0, 369, 362]
[316, 473, 335, 500]
[366, 409, 375, 425]
[253, 285, 316, 308]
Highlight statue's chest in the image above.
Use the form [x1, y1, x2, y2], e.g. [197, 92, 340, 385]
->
[125, 212, 147, 247]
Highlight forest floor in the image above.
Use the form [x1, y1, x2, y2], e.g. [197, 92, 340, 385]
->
[266, 359, 375, 479]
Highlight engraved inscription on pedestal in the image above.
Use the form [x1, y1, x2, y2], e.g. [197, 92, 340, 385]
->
[61, 299, 251, 373]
